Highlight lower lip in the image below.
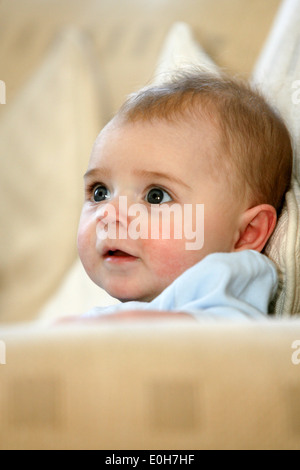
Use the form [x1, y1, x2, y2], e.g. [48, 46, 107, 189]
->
[103, 255, 139, 265]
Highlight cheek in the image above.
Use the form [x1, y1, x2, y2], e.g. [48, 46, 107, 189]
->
[141, 209, 202, 279]
[77, 215, 95, 268]
[142, 238, 201, 283]
[203, 210, 236, 253]
[77, 229, 87, 262]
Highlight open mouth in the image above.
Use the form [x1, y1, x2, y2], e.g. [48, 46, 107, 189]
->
[107, 250, 131, 257]
[103, 249, 138, 262]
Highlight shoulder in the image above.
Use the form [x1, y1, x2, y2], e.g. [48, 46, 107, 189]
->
[170, 250, 278, 299]
[200, 250, 277, 276]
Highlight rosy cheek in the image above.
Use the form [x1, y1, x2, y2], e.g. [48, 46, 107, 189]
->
[142, 238, 192, 282]
[77, 220, 87, 253]
[77, 215, 96, 266]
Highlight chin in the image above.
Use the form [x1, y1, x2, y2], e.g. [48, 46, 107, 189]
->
[116, 293, 152, 303]
[118, 295, 154, 303]
[100, 276, 164, 304]
[112, 287, 161, 304]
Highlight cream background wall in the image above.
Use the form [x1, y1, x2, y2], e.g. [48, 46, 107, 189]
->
[0, 0, 281, 114]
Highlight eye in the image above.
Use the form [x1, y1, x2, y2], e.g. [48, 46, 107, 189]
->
[145, 187, 172, 205]
[92, 185, 111, 203]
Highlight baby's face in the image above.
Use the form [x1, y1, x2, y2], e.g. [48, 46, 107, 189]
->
[78, 118, 244, 302]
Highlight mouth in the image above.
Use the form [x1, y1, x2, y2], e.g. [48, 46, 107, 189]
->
[102, 248, 139, 264]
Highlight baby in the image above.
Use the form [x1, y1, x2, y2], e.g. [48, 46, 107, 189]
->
[77, 70, 293, 322]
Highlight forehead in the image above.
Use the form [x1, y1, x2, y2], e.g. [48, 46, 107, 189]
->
[88, 117, 219, 176]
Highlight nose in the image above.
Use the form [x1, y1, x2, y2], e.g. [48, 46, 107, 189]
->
[96, 195, 129, 234]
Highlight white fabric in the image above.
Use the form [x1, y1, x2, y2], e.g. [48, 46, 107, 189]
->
[265, 179, 300, 316]
[252, 0, 300, 316]
[252, 0, 300, 181]
[153, 22, 220, 84]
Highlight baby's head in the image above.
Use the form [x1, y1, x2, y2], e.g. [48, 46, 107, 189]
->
[78, 71, 293, 303]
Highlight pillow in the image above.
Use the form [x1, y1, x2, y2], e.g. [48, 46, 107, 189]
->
[0, 29, 105, 323]
[252, 0, 300, 316]
[252, 0, 300, 182]
[152, 22, 220, 84]
[264, 179, 300, 316]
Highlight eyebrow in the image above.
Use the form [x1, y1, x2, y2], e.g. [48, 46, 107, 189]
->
[84, 168, 192, 191]
[134, 169, 192, 191]
[84, 167, 111, 180]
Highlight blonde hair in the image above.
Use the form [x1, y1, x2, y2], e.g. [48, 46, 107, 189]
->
[118, 70, 293, 212]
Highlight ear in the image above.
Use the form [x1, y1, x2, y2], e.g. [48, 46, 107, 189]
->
[234, 204, 277, 253]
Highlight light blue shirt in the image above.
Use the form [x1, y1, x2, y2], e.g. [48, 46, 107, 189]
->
[83, 250, 278, 322]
